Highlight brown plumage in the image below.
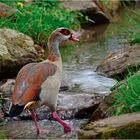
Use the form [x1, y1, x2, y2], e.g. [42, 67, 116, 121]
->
[9, 27, 79, 135]
[13, 63, 57, 105]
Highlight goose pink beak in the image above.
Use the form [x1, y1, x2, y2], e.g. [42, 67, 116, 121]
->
[69, 34, 79, 42]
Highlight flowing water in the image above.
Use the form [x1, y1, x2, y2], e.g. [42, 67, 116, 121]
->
[62, 20, 130, 94]
[2, 8, 138, 139]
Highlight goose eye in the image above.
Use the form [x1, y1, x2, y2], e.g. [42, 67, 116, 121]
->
[60, 29, 70, 35]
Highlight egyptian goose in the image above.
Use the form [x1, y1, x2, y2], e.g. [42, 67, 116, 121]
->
[8, 27, 79, 134]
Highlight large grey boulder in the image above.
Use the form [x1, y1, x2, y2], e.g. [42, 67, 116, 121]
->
[0, 28, 40, 79]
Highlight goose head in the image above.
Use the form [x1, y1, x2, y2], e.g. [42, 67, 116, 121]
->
[48, 27, 79, 44]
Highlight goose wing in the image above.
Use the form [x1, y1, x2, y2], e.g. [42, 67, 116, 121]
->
[12, 62, 57, 105]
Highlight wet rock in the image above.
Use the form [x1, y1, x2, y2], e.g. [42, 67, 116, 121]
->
[62, 0, 109, 24]
[1, 118, 86, 139]
[57, 93, 102, 119]
[62, 0, 96, 11]
[96, 45, 140, 78]
[10, 93, 102, 120]
[62, 0, 121, 24]
[95, 0, 121, 22]
[0, 28, 40, 79]
[0, 76, 104, 120]
[78, 112, 140, 139]
[0, 80, 103, 120]
[0, 2, 19, 18]
[88, 92, 115, 122]
[0, 75, 114, 121]
[0, 79, 15, 98]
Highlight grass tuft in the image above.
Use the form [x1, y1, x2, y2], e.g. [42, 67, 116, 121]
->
[110, 71, 140, 115]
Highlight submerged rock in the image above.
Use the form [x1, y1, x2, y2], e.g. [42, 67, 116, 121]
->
[96, 45, 140, 78]
[78, 112, 140, 139]
[0, 28, 40, 79]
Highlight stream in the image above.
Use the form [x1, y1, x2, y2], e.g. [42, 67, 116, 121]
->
[1, 8, 136, 139]
[62, 21, 129, 94]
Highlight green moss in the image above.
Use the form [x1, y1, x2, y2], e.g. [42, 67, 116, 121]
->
[80, 121, 140, 139]
[98, 122, 140, 139]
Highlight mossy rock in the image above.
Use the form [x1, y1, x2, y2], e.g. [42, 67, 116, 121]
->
[88, 91, 116, 122]
[0, 28, 42, 79]
[79, 112, 140, 139]
[96, 45, 140, 79]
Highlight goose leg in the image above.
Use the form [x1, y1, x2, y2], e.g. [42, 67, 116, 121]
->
[51, 111, 72, 133]
[30, 110, 40, 135]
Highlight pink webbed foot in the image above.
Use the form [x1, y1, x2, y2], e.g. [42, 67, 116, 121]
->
[62, 120, 74, 133]
[51, 112, 72, 133]
[63, 123, 72, 133]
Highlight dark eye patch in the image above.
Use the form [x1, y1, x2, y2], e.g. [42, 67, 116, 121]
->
[60, 29, 70, 35]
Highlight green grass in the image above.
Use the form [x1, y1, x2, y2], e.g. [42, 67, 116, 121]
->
[0, 1, 81, 46]
[110, 71, 140, 115]
[126, 9, 140, 44]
